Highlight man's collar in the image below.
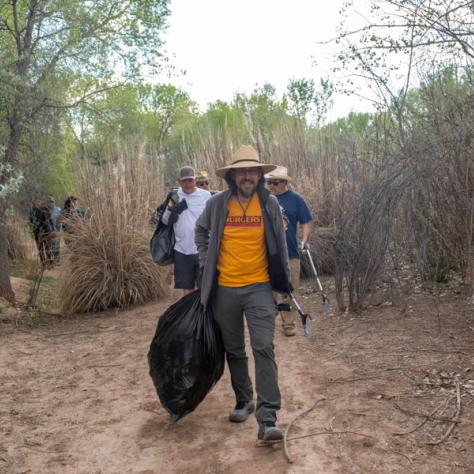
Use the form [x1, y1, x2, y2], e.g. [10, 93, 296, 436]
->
[275, 188, 290, 197]
[179, 187, 197, 195]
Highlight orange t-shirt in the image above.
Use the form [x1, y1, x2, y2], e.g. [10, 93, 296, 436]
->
[217, 194, 269, 287]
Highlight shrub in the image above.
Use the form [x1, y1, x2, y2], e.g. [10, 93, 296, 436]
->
[59, 149, 168, 313]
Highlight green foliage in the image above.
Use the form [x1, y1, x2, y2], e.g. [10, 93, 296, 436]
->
[27, 309, 43, 327]
[286, 78, 334, 126]
[0, 0, 171, 300]
[0, 0, 171, 166]
[69, 83, 195, 171]
[287, 78, 315, 120]
[42, 129, 78, 199]
[0, 162, 23, 200]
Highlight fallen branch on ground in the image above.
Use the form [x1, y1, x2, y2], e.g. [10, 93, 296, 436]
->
[44, 327, 117, 337]
[330, 364, 434, 384]
[283, 397, 326, 463]
[426, 381, 462, 446]
[393, 401, 461, 424]
[392, 395, 455, 436]
[256, 428, 376, 447]
[330, 375, 380, 383]
[87, 364, 122, 369]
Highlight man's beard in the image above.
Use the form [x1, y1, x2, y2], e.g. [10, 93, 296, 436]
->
[237, 179, 257, 198]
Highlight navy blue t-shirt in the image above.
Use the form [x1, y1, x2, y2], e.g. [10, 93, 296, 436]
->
[275, 190, 312, 258]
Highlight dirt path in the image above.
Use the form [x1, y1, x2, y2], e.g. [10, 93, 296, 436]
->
[1, 286, 473, 473]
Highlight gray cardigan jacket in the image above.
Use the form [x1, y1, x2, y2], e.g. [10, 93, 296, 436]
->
[195, 187, 292, 308]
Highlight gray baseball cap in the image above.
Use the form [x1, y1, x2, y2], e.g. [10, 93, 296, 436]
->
[178, 166, 195, 180]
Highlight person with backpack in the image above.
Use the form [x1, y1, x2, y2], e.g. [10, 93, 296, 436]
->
[29, 198, 54, 267]
[161, 166, 211, 296]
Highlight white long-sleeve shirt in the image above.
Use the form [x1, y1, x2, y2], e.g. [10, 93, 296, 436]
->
[162, 187, 211, 255]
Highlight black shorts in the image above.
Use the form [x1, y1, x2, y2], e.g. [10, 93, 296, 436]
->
[174, 251, 200, 290]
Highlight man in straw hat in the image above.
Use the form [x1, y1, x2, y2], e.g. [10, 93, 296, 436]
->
[195, 145, 292, 442]
[266, 166, 312, 337]
[195, 170, 210, 191]
[196, 170, 218, 195]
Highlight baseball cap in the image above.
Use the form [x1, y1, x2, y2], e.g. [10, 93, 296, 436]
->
[178, 166, 195, 180]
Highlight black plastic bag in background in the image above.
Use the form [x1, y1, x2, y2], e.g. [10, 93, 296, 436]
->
[150, 221, 175, 266]
[148, 290, 225, 422]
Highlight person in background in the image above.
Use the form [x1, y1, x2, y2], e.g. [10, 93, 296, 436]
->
[59, 195, 85, 244]
[47, 196, 61, 265]
[29, 198, 54, 267]
[266, 166, 312, 337]
[196, 170, 218, 195]
[195, 145, 292, 443]
[161, 166, 211, 296]
[195, 170, 210, 191]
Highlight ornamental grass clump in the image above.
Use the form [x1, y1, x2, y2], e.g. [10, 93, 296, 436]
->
[60, 151, 168, 313]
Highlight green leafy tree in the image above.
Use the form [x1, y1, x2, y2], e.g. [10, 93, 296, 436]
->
[287, 78, 315, 121]
[69, 83, 194, 169]
[0, 0, 170, 300]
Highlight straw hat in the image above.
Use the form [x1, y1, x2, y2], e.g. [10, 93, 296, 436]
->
[215, 145, 277, 179]
[195, 170, 209, 181]
[265, 166, 293, 183]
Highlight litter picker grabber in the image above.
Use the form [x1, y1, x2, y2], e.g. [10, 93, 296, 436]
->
[277, 294, 315, 339]
[302, 246, 330, 316]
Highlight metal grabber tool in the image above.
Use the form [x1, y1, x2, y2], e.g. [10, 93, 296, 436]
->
[302, 246, 330, 316]
[277, 295, 316, 339]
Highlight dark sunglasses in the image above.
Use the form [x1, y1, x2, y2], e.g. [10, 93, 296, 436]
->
[267, 180, 284, 186]
[197, 181, 209, 186]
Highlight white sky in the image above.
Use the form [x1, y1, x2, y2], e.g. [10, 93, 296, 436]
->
[160, 0, 374, 120]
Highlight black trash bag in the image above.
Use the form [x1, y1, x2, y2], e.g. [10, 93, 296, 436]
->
[150, 221, 175, 266]
[148, 290, 225, 422]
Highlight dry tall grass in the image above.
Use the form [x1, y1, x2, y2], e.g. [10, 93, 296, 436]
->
[6, 216, 36, 262]
[59, 147, 168, 313]
[164, 75, 474, 310]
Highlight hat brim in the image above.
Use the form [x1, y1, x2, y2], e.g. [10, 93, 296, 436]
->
[215, 161, 277, 179]
[264, 173, 293, 183]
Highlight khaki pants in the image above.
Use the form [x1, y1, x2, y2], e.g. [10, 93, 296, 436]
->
[274, 258, 300, 328]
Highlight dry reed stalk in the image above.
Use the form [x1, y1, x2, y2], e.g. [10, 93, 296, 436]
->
[163, 90, 473, 311]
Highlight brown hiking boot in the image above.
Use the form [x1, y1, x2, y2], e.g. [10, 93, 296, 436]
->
[283, 326, 296, 337]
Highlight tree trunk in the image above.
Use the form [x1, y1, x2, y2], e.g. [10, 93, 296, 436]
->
[0, 203, 15, 302]
[5, 120, 22, 165]
[0, 118, 24, 302]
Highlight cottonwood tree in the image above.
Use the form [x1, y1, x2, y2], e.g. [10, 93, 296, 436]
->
[331, 0, 473, 115]
[69, 84, 194, 165]
[338, 1, 474, 60]
[0, 0, 170, 301]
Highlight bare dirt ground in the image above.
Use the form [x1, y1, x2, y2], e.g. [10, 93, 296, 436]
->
[1, 279, 473, 474]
